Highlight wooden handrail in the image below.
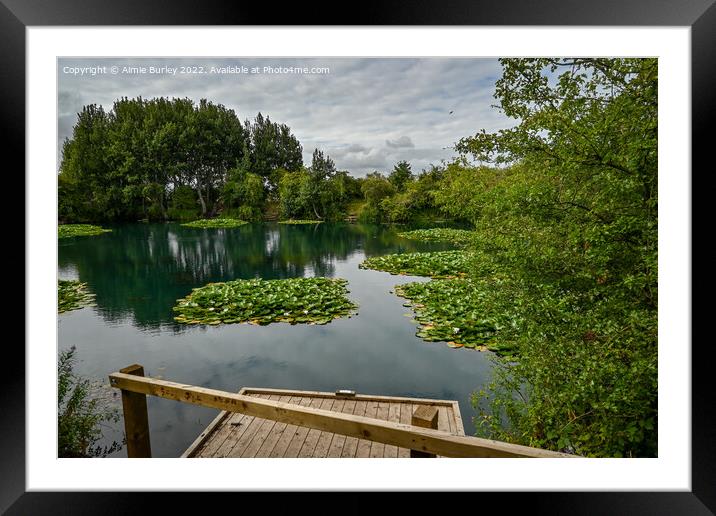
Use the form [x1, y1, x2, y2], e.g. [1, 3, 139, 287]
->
[109, 370, 577, 458]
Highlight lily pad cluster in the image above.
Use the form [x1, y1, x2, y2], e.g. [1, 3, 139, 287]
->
[181, 218, 248, 229]
[277, 220, 324, 225]
[359, 251, 472, 278]
[173, 277, 357, 326]
[395, 279, 514, 354]
[58, 224, 112, 239]
[398, 228, 475, 247]
[58, 280, 95, 313]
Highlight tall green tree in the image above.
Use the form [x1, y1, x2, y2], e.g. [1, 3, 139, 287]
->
[245, 112, 303, 193]
[447, 58, 658, 457]
[388, 160, 413, 191]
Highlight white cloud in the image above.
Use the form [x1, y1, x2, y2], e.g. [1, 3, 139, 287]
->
[57, 57, 516, 176]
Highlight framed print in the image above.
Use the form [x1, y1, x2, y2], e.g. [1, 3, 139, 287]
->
[4, 0, 712, 513]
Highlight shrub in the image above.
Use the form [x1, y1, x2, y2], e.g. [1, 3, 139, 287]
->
[58, 346, 123, 457]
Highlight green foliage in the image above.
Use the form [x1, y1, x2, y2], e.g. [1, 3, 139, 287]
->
[388, 160, 413, 191]
[173, 277, 358, 325]
[221, 144, 266, 221]
[395, 279, 513, 354]
[58, 280, 95, 313]
[58, 346, 123, 457]
[277, 156, 351, 221]
[398, 228, 475, 247]
[58, 224, 112, 239]
[359, 250, 471, 278]
[359, 172, 396, 222]
[278, 220, 324, 225]
[180, 218, 248, 229]
[245, 112, 303, 192]
[58, 99, 307, 222]
[442, 58, 658, 457]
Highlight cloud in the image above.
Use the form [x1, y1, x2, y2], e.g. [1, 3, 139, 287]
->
[385, 136, 414, 149]
[57, 57, 516, 176]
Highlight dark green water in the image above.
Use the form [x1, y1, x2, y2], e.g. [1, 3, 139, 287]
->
[58, 222, 494, 457]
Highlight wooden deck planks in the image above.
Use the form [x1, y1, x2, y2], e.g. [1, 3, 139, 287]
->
[326, 399, 357, 457]
[340, 400, 368, 458]
[187, 388, 465, 458]
[368, 402, 390, 458]
[283, 396, 325, 457]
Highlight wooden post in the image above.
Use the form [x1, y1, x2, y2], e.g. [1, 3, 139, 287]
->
[410, 405, 439, 457]
[115, 364, 152, 458]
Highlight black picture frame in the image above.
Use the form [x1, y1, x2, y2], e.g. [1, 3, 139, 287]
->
[5, 0, 711, 513]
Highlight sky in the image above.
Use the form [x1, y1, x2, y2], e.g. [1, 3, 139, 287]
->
[57, 57, 516, 177]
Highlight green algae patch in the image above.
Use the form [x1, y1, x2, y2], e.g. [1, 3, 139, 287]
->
[359, 251, 471, 279]
[181, 218, 248, 229]
[58, 280, 95, 313]
[395, 279, 513, 354]
[277, 220, 324, 225]
[173, 277, 357, 326]
[398, 228, 475, 247]
[58, 224, 112, 239]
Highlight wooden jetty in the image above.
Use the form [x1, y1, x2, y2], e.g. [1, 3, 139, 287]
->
[182, 387, 464, 458]
[109, 364, 577, 459]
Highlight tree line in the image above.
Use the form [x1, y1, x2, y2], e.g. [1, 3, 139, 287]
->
[59, 96, 454, 225]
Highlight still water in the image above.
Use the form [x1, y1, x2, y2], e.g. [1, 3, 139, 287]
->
[58, 222, 495, 457]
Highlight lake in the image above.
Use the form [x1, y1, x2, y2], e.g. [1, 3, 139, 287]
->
[58, 222, 495, 457]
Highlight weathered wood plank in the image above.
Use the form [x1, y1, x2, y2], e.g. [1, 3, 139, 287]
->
[384, 403, 401, 457]
[298, 398, 335, 457]
[240, 395, 284, 458]
[109, 372, 576, 458]
[224, 394, 273, 457]
[241, 387, 454, 406]
[398, 404, 412, 457]
[326, 399, 356, 457]
[268, 396, 311, 458]
[254, 395, 295, 457]
[117, 365, 152, 458]
[283, 397, 324, 457]
[355, 401, 380, 457]
[451, 401, 466, 436]
[314, 399, 344, 458]
[412, 405, 439, 458]
[340, 401, 367, 458]
[369, 402, 390, 458]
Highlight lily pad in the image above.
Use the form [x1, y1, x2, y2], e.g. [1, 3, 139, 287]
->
[395, 278, 514, 354]
[173, 277, 358, 326]
[58, 224, 112, 239]
[181, 218, 248, 229]
[277, 220, 324, 225]
[359, 251, 472, 278]
[398, 228, 475, 247]
[58, 280, 95, 313]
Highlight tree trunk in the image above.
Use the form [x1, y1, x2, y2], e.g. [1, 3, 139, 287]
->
[197, 187, 207, 216]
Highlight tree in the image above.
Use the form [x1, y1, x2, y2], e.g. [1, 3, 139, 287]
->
[447, 58, 658, 457]
[245, 112, 303, 193]
[388, 160, 413, 191]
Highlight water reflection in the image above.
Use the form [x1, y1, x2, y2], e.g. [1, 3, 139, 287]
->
[58, 223, 449, 330]
[58, 222, 490, 457]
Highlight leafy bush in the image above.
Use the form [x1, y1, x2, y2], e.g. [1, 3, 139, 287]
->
[443, 58, 658, 457]
[58, 346, 123, 457]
